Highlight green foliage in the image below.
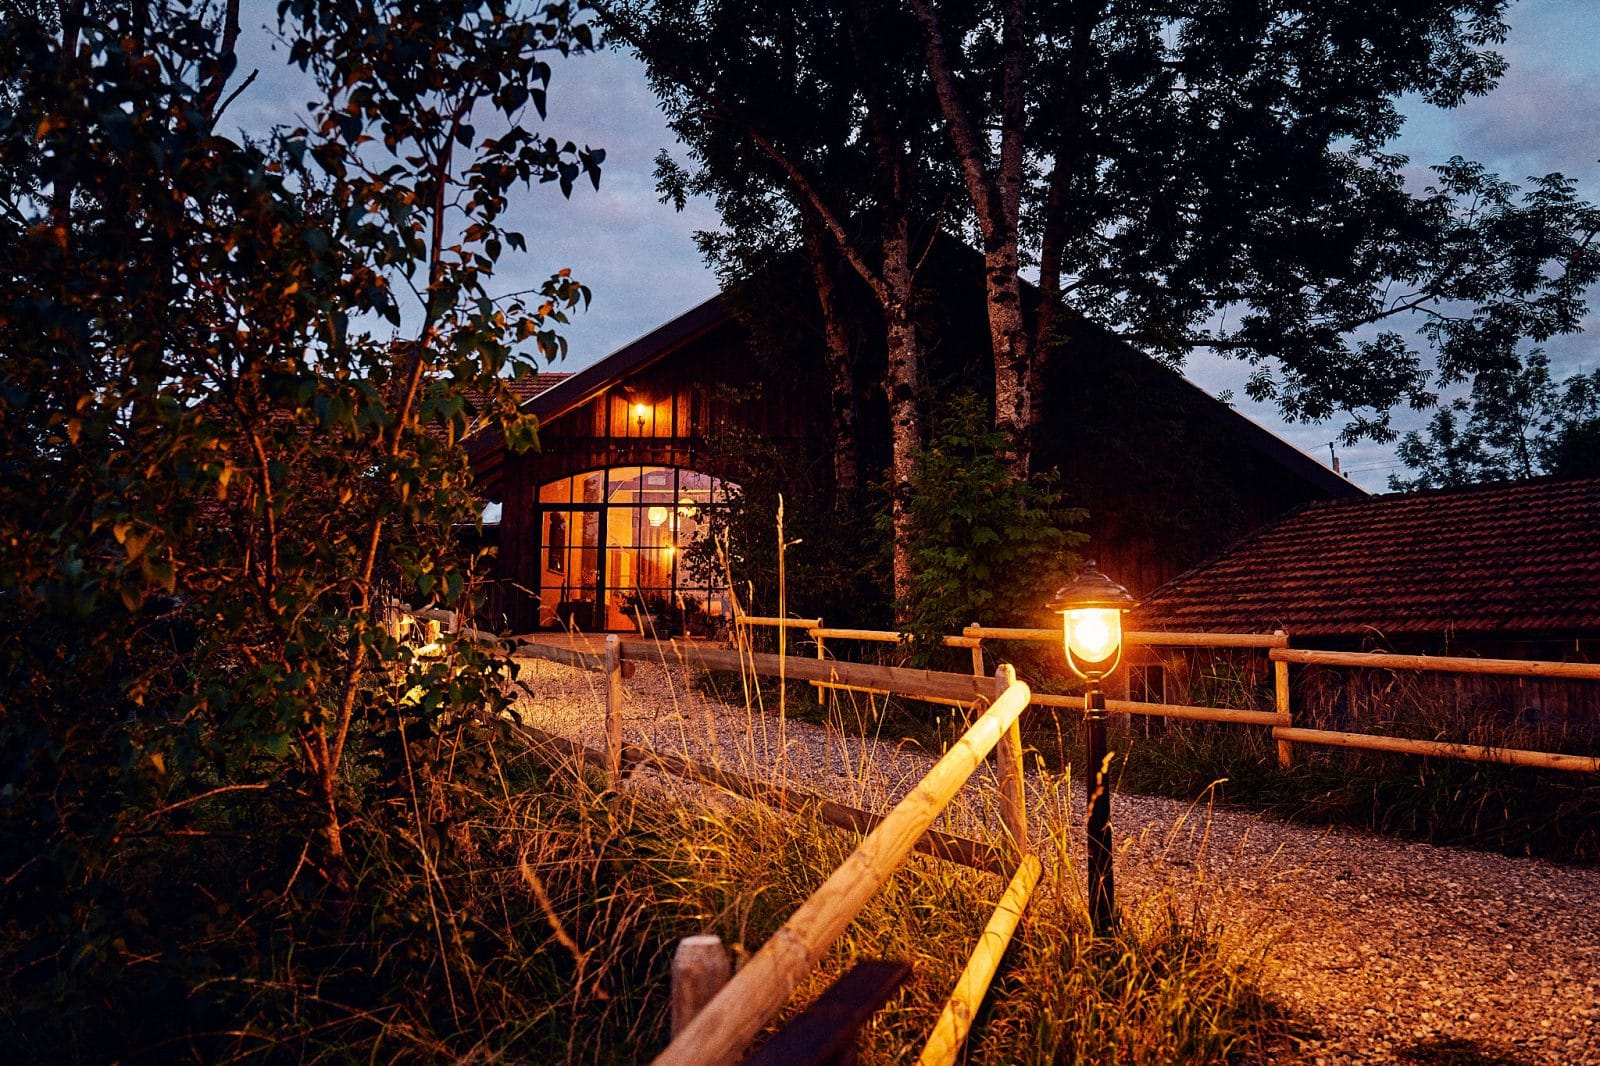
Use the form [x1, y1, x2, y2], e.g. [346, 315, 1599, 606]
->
[1392, 350, 1600, 489]
[0, 0, 602, 1029]
[892, 393, 1085, 651]
[629, 0, 1600, 450]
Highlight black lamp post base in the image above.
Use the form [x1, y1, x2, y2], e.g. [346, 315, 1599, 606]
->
[1085, 688, 1116, 934]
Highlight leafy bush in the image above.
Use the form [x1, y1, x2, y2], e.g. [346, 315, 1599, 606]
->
[892, 392, 1086, 656]
[0, 0, 600, 1021]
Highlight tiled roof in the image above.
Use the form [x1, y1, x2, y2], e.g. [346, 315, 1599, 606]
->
[1139, 475, 1600, 638]
[505, 372, 572, 401]
[425, 372, 572, 442]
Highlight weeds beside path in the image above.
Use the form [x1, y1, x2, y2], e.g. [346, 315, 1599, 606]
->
[512, 652, 1600, 1065]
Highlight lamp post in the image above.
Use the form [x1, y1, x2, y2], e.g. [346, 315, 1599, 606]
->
[1047, 560, 1137, 935]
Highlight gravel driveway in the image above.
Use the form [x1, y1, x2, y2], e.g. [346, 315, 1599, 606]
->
[511, 651, 1600, 1065]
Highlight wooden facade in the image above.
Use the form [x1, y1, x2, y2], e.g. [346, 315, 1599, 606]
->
[468, 297, 830, 633]
[467, 292, 1360, 634]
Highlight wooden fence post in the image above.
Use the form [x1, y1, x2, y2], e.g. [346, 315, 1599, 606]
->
[815, 619, 831, 712]
[994, 664, 1027, 860]
[1273, 629, 1292, 770]
[969, 624, 984, 681]
[605, 634, 623, 789]
[672, 935, 731, 1038]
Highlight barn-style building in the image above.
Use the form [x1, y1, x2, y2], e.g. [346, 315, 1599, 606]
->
[465, 292, 1360, 634]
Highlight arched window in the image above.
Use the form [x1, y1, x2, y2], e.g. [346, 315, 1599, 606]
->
[533, 466, 736, 632]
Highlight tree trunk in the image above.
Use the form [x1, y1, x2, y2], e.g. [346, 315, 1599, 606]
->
[882, 221, 921, 616]
[805, 227, 860, 504]
[985, 242, 1031, 473]
[910, 0, 1030, 476]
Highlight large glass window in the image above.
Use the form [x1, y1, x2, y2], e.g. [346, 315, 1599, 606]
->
[533, 466, 735, 632]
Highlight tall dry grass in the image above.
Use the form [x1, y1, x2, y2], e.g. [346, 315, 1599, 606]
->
[1102, 653, 1600, 863]
[5, 587, 1298, 1065]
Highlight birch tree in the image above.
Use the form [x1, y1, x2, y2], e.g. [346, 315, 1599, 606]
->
[908, 0, 1596, 467]
[617, 0, 954, 607]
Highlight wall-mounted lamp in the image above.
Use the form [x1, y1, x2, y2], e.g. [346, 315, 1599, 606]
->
[1047, 559, 1137, 935]
[633, 402, 649, 433]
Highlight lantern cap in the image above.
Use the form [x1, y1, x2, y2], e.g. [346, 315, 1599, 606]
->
[1047, 560, 1138, 613]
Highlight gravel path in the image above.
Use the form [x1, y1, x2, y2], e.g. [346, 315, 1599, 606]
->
[511, 653, 1600, 1065]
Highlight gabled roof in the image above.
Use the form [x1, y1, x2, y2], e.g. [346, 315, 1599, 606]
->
[462, 295, 729, 472]
[1140, 475, 1600, 638]
[462, 291, 1356, 501]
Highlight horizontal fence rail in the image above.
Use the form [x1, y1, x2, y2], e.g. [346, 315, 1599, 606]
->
[1271, 647, 1600, 681]
[1269, 726, 1600, 773]
[961, 625, 1291, 649]
[727, 615, 1598, 775]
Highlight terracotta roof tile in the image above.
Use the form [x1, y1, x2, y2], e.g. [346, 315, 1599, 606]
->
[1139, 475, 1600, 637]
[425, 372, 573, 442]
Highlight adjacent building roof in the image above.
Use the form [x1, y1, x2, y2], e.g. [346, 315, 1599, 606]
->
[1140, 475, 1600, 638]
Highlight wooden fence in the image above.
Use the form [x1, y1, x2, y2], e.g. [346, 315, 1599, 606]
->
[735, 616, 1600, 776]
[512, 634, 1043, 1064]
[501, 617, 1599, 1061]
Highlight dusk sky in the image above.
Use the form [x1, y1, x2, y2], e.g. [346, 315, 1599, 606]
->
[236, 1, 1600, 491]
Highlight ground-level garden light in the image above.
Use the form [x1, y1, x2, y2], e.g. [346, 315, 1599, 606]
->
[1048, 559, 1138, 935]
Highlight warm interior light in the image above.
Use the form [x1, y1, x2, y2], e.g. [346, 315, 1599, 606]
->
[647, 505, 669, 528]
[1066, 607, 1121, 665]
[633, 403, 649, 421]
[677, 495, 697, 518]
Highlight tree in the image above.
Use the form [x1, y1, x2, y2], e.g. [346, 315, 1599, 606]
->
[611, 0, 959, 609]
[893, 392, 1085, 653]
[904, 1, 1600, 469]
[1, 0, 599, 957]
[1391, 351, 1600, 489]
[629, 0, 1599, 488]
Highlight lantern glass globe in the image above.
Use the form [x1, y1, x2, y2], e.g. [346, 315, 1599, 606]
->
[1066, 607, 1121, 665]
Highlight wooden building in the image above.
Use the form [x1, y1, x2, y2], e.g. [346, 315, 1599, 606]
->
[1137, 475, 1600, 726]
[465, 292, 1360, 634]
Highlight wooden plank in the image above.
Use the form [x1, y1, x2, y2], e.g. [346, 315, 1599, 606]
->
[816, 630, 831, 713]
[621, 640, 992, 705]
[810, 627, 982, 649]
[992, 666, 1027, 860]
[1025, 690, 1282, 725]
[672, 936, 730, 1037]
[811, 681, 977, 709]
[743, 960, 912, 1066]
[917, 854, 1042, 1066]
[512, 640, 606, 673]
[962, 626, 1289, 648]
[510, 724, 1006, 875]
[1270, 726, 1600, 773]
[736, 615, 824, 629]
[1273, 630, 1293, 770]
[604, 634, 623, 790]
[1271, 647, 1600, 681]
[652, 680, 1034, 1066]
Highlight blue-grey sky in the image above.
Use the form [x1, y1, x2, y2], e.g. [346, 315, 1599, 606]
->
[233, 1, 1600, 491]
